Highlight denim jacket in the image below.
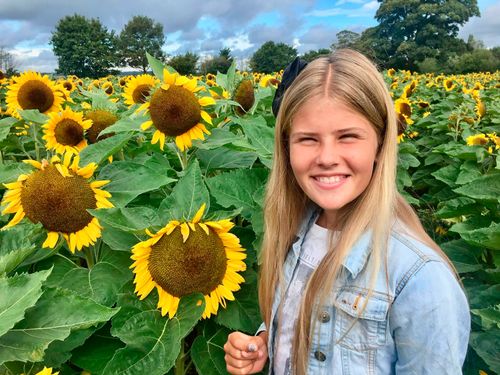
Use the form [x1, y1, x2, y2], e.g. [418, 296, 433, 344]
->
[261, 208, 470, 374]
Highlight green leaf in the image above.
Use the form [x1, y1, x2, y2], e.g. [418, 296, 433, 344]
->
[431, 164, 460, 186]
[17, 110, 49, 124]
[215, 269, 261, 333]
[456, 160, 482, 185]
[196, 147, 258, 170]
[79, 133, 134, 166]
[99, 160, 176, 207]
[0, 117, 18, 142]
[453, 173, 500, 202]
[89, 207, 160, 232]
[71, 326, 126, 374]
[99, 116, 145, 136]
[0, 223, 39, 275]
[101, 225, 140, 251]
[0, 269, 51, 337]
[435, 197, 479, 218]
[193, 128, 254, 151]
[0, 163, 33, 186]
[146, 52, 166, 80]
[471, 306, 500, 330]
[0, 287, 118, 365]
[50, 253, 132, 307]
[158, 159, 209, 221]
[103, 293, 204, 375]
[206, 168, 269, 218]
[43, 327, 97, 368]
[470, 330, 500, 373]
[450, 220, 500, 251]
[234, 115, 274, 160]
[398, 152, 420, 169]
[191, 327, 230, 375]
[440, 239, 483, 274]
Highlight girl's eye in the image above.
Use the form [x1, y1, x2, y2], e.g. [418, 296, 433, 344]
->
[299, 137, 317, 143]
[340, 134, 359, 140]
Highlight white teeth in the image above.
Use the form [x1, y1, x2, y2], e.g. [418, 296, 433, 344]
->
[316, 176, 344, 184]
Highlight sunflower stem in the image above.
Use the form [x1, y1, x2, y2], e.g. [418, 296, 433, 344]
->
[31, 123, 40, 161]
[175, 337, 185, 375]
[177, 149, 188, 170]
[84, 246, 95, 268]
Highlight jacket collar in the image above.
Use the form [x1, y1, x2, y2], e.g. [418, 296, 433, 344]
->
[293, 207, 373, 279]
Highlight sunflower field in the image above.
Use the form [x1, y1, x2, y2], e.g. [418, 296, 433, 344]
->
[0, 53, 499, 375]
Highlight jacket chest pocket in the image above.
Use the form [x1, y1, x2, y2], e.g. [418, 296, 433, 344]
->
[334, 290, 390, 351]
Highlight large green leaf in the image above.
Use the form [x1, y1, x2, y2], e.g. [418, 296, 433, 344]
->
[471, 306, 500, 330]
[191, 327, 230, 375]
[99, 160, 176, 207]
[435, 197, 479, 219]
[196, 147, 258, 170]
[103, 293, 204, 375]
[89, 207, 160, 233]
[0, 223, 40, 275]
[0, 117, 18, 142]
[453, 173, 500, 203]
[101, 225, 141, 251]
[79, 133, 134, 166]
[431, 164, 460, 186]
[233, 115, 274, 160]
[450, 220, 500, 251]
[193, 128, 254, 151]
[206, 168, 268, 218]
[0, 163, 33, 186]
[470, 330, 500, 373]
[0, 287, 117, 364]
[18, 110, 49, 124]
[43, 327, 97, 368]
[0, 269, 51, 337]
[455, 160, 482, 185]
[158, 159, 210, 221]
[99, 116, 145, 136]
[146, 52, 166, 81]
[440, 240, 483, 274]
[215, 269, 261, 333]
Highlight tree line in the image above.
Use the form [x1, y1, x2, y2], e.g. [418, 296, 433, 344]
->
[2, 1, 498, 78]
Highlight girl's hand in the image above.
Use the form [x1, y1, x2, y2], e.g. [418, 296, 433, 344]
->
[224, 331, 268, 374]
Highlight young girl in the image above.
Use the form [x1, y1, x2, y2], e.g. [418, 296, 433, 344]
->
[224, 49, 470, 374]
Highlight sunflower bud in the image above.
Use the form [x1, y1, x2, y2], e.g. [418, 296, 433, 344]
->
[234, 79, 255, 115]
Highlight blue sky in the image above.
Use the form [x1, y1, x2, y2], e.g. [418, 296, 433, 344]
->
[0, 0, 498, 72]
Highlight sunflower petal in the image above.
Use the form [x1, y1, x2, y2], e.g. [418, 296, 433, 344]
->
[42, 232, 59, 248]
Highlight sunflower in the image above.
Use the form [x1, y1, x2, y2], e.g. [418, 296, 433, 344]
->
[5, 71, 64, 119]
[466, 134, 488, 146]
[1, 154, 113, 253]
[122, 74, 158, 107]
[84, 109, 118, 143]
[22, 367, 59, 375]
[233, 79, 255, 115]
[130, 204, 246, 319]
[394, 97, 414, 125]
[138, 69, 216, 151]
[443, 78, 456, 91]
[42, 107, 91, 155]
[387, 68, 396, 78]
[475, 100, 486, 118]
[102, 81, 114, 95]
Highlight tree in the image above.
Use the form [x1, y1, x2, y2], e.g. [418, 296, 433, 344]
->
[302, 48, 331, 62]
[118, 16, 166, 73]
[0, 47, 19, 76]
[200, 48, 234, 75]
[363, 0, 480, 70]
[331, 30, 360, 50]
[250, 41, 297, 73]
[168, 52, 199, 75]
[51, 14, 118, 78]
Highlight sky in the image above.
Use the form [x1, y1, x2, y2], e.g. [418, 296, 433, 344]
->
[0, 0, 499, 73]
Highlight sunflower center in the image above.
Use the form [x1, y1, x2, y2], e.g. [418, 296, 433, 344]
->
[54, 119, 84, 146]
[234, 80, 255, 115]
[132, 84, 152, 104]
[20, 166, 97, 233]
[63, 81, 73, 91]
[149, 86, 201, 136]
[148, 225, 227, 297]
[85, 110, 117, 143]
[17, 80, 55, 113]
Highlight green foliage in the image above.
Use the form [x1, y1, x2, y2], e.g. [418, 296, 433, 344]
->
[302, 48, 331, 62]
[200, 48, 234, 75]
[250, 41, 297, 73]
[358, 0, 480, 70]
[50, 14, 118, 78]
[118, 15, 166, 73]
[168, 52, 199, 75]
[331, 30, 360, 50]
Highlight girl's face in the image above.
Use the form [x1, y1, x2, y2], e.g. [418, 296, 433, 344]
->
[289, 96, 379, 227]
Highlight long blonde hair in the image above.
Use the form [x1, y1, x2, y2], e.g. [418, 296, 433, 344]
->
[258, 49, 456, 374]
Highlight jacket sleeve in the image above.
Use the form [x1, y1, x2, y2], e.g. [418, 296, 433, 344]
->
[389, 260, 470, 374]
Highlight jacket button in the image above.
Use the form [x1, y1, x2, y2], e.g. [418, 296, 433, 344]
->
[314, 351, 326, 362]
[319, 311, 330, 323]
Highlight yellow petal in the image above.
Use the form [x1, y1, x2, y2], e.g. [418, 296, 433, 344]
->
[199, 96, 216, 107]
[180, 223, 190, 243]
[42, 232, 59, 248]
[141, 120, 154, 131]
[192, 203, 206, 223]
[200, 110, 213, 125]
[22, 159, 42, 169]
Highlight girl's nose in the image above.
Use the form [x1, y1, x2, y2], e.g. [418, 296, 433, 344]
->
[316, 142, 339, 167]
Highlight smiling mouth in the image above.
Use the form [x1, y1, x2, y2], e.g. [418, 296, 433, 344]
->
[315, 175, 348, 184]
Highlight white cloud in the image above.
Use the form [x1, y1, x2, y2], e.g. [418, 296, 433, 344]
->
[224, 34, 253, 52]
[306, 1, 378, 18]
[459, 3, 500, 47]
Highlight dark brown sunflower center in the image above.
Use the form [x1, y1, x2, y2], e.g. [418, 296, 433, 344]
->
[0, 71, 5, 80]
[132, 84, 152, 104]
[20, 165, 97, 233]
[397, 113, 408, 135]
[234, 80, 255, 115]
[149, 85, 201, 136]
[85, 110, 117, 143]
[148, 225, 227, 297]
[398, 102, 411, 117]
[104, 84, 113, 95]
[17, 80, 55, 113]
[63, 81, 73, 91]
[54, 119, 84, 146]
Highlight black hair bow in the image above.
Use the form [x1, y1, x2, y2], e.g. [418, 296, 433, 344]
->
[272, 57, 308, 117]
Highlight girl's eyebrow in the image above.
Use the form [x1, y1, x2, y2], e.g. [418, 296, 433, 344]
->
[290, 127, 368, 136]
